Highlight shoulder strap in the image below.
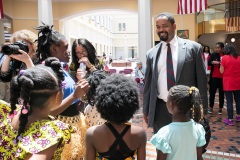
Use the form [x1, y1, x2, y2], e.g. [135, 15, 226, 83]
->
[105, 122, 130, 138]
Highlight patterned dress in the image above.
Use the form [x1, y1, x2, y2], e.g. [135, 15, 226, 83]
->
[0, 100, 75, 160]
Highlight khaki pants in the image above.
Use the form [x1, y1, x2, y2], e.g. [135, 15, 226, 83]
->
[0, 82, 10, 102]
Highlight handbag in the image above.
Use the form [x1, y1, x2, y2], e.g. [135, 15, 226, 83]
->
[199, 117, 211, 154]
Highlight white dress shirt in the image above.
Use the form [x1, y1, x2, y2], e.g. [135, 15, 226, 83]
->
[157, 36, 178, 102]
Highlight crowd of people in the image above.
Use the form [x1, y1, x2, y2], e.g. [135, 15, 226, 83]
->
[0, 11, 239, 160]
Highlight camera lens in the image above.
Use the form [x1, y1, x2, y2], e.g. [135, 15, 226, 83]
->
[2, 44, 21, 55]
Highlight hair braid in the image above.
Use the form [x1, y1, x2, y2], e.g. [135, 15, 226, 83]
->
[34, 25, 53, 62]
[44, 57, 65, 87]
[169, 85, 203, 122]
[13, 72, 34, 142]
[190, 88, 203, 122]
[34, 24, 66, 63]
[9, 78, 21, 115]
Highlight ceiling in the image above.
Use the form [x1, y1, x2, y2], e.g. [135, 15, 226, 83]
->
[17, 0, 225, 5]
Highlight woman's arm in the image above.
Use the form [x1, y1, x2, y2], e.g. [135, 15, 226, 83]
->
[220, 65, 224, 74]
[50, 79, 90, 116]
[10, 50, 34, 68]
[1, 56, 11, 72]
[26, 143, 59, 160]
[0, 56, 14, 82]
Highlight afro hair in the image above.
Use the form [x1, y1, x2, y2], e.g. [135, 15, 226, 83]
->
[95, 74, 139, 124]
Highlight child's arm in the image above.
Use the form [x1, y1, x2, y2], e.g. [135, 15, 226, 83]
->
[25, 143, 59, 160]
[136, 129, 147, 160]
[156, 150, 167, 160]
[85, 127, 96, 160]
[197, 147, 203, 160]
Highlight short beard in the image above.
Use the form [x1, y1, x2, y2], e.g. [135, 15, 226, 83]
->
[158, 32, 169, 42]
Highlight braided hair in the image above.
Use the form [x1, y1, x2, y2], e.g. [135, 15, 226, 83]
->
[9, 57, 64, 142]
[34, 24, 66, 63]
[168, 85, 203, 122]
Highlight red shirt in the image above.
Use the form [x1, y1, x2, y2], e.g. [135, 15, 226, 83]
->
[221, 55, 240, 91]
[212, 53, 223, 78]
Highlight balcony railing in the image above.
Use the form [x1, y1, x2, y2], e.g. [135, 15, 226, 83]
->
[197, 0, 240, 34]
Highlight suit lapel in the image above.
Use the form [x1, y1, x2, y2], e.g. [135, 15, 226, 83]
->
[176, 38, 186, 83]
[152, 42, 163, 83]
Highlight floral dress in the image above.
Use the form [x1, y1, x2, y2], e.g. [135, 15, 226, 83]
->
[0, 100, 75, 160]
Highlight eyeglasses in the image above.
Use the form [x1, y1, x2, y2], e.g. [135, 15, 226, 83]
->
[76, 51, 87, 55]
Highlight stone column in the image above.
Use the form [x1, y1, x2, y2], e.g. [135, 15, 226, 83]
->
[138, 0, 152, 65]
[38, 0, 53, 26]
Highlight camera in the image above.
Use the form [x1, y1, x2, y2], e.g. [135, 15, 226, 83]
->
[1, 41, 29, 55]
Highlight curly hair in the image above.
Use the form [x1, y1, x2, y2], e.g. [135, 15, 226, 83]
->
[71, 38, 98, 71]
[168, 85, 203, 122]
[34, 24, 66, 63]
[95, 74, 139, 124]
[10, 29, 38, 54]
[9, 57, 64, 142]
[85, 70, 108, 106]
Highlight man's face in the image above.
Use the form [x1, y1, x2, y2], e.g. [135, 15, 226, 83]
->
[214, 44, 223, 53]
[156, 16, 176, 43]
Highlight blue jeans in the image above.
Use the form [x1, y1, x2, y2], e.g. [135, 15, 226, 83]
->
[225, 90, 240, 119]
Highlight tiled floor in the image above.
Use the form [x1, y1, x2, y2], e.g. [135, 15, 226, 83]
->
[132, 87, 240, 159]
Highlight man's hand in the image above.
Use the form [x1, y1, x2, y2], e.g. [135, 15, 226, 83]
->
[143, 114, 148, 123]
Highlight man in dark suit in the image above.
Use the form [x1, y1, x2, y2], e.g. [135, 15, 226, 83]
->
[143, 12, 208, 133]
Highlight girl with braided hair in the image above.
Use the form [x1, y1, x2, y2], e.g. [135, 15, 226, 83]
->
[150, 85, 206, 160]
[34, 24, 90, 159]
[0, 57, 88, 159]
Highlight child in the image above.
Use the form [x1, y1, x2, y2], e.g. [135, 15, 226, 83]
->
[35, 25, 90, 159]
[85, 74, 146, 160]
[0, 57, 89, 159]
[150, 85, 206, 160]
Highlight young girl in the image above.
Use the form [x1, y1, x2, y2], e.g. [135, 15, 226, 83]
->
[0, 57, 88, 159]
[35, 25, 90, 159]
[150, 85, 206, 160]
[85, 74, 146, 160]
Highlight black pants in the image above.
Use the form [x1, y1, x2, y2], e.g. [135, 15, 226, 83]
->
[153, 98, 172, 133]
[209, 78, 224, 109]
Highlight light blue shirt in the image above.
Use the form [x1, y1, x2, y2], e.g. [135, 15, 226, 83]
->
[150, 119, 206, 160]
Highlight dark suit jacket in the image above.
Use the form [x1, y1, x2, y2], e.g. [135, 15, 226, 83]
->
[143, 37, 208, 127]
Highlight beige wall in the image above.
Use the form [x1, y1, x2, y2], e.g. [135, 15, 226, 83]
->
[2, 0, 198, 41]
[151, 0, 197, 41]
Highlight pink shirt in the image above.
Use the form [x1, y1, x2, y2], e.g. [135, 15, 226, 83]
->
[221, 55, 240, 91]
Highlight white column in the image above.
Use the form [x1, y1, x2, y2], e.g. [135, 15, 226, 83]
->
[138, 0, 152, 65]
[0, 20, 4, 44]
[38, 0, 53, 26]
